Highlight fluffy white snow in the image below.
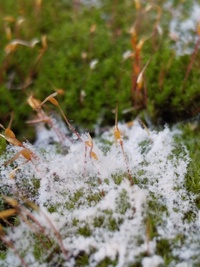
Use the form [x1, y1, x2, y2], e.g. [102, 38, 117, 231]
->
[0, 118, 199, 267]
[167, 1, 200, 55]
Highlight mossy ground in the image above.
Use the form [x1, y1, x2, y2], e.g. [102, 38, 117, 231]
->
[0, 0, 200, 266]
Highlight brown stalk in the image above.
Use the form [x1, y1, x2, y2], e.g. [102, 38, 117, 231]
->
[146, 216, 151, 256]
[40, 210, 69, 260]
[27, 95, 66, 143]
[39, 93, 83, 142]
[19, 210, 53, 250]
[182, 23, 200, 91]
[0, 233, 29, 267]
[0, 227, 28, 267]
[114, 106, 133, 186]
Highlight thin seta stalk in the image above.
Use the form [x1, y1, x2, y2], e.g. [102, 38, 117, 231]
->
[40, 92, 83, 142]
[182, 22, 200, 91]
[114, 105, 133, 186]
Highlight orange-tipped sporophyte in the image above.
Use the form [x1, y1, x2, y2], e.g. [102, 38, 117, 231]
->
[0, 209, 17, 220]
[3, 148, 39, 179]
[0, 113, 23, 147]
[3, 148, 37, 167]
[3, 16, 25, 42]
[21, 35, 48, 90]
[134, 0, 141, 10]
[35, 0, 43, 14]
[49, 81, 65, 96]
[28, 92, 102, 179]
[85, 133, 98, 161]
[0, 114, 38, 177]
[144, 4, 162, 49]
[129, 3, 161, 110]
[39, 92, 83, 142]
[136, 58, 151, 91]
[3, 30, 47, 90]
[27, 94, 66, 143]
[84, 133, 101, 179]
[5, 38, 40, 55]
[114, 105, 133, 186]
[129, 26, 150, 109]
[137, 119, 151, 139]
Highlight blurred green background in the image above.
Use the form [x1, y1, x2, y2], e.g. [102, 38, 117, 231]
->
[0, 0, 199, 142]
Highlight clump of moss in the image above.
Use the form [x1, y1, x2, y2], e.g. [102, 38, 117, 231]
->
[0, 0, 199, 140]
[178, 122, 200, 197]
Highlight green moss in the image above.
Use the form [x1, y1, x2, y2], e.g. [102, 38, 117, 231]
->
[146, 197, 169, 240]
[146, 46, 200, 124]
[116, 189, 131, 214]
[93, 216, 105, 228]
[15, 177, 41, 199]
[107, 216, 123, 231]
[65, 189, 84, 210]
[104, 178, 110, 185]
[72, 218, 79, 227]
[128, 262, 142, 267]
[33, 242, 45, 262]
[75, 251, 89, 266]
[183, 210, 197, 223]
[177, 123, 200, 207]
[86, 191, 102, 205]
[0, 138, 6, 155]
[32, 232, 63, 264]
[112, 174, 124, 185]
[138, 140, 151, 154]
[156, 239, 173, 265]
[96, 257, 118, 267]
[0, 251, 6, 261]
[47, 205, 58, 213]
[78, 224, 91, 237]
[0, 0, 199, 140]
[0, 196, 19, 230]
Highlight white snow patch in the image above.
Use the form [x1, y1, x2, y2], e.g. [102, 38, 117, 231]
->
[0, 120, 199, 267]
[142, 255, 164, 267]
[167, 1, 200, 55]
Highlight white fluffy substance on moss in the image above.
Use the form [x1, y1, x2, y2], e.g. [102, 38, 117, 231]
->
[0, 119, 199, 267]
[167, 1, 200, 55]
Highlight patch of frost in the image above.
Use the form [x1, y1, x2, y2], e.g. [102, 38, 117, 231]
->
[0, 120, 199, 266]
